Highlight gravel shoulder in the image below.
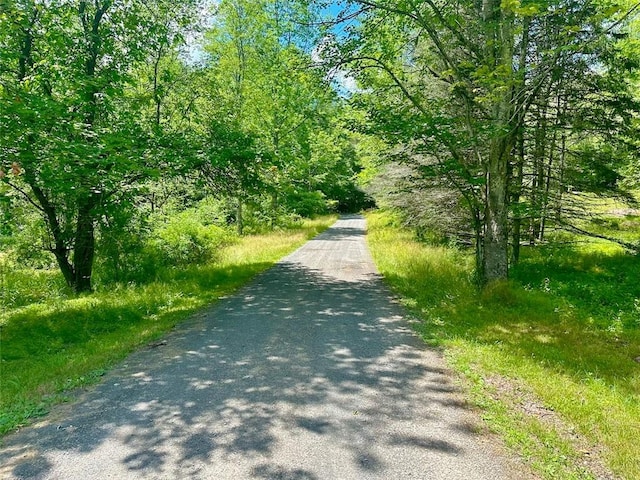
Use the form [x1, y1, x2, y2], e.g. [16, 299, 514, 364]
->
[1, 215, 521, 479]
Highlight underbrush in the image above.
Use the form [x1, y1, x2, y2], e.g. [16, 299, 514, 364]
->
[366, 210, 640, 480]
[0, 215, 336, 436]
[0, 197, 320, 305]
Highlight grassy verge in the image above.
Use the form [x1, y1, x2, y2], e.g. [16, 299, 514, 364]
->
[365, 210, 640, 480]
[0, 216, 336, 436]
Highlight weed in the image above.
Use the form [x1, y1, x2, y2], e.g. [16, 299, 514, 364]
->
[366, 210, 640, 480]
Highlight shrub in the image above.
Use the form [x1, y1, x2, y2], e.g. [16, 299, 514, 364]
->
[285, 190, 330, 217]
[152, 213, 237, 267]
[95, 200, 240, 285]
[4, 213, 57, 269]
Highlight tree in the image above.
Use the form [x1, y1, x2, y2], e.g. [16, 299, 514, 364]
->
[201, 0, 362, 226]
[319, 0, 640, 284]
[0, 0, 199, 292]
[201, 122, 270, 234]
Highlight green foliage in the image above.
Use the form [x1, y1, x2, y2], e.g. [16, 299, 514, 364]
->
[511, 241, 640, 331]
[0, 196, 242, 299]
[200, 0, 367, 221]
[94, 205, 152, 285]
[93, 199, 240, 284]
[0, 254, 68, 309]
[0, 0, 369, 294]
[283, 189, 330, 217]
[0, 0, 205, 292]
[1, 210, 56, 269]
[366, 210, 640, 480]
[330, 0, 640, 282]
[201, 121, 270, 200]
[152, 213, 237, 267]
[564, 143, 627, 193]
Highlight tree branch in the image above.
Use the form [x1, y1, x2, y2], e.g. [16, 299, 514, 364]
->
[337, 55, 429, 116]
[2, 179, 45, 213]
[559, 220, 640, 253]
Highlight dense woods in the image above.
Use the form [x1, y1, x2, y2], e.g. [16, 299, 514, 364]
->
[0, 0, 371, 293]
[2, 0, 639, 289]
[323, 0, 640, 283]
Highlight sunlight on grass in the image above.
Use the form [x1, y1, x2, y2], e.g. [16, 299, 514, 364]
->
[0, 215, 337, 435]
[365, 210, 640, 480]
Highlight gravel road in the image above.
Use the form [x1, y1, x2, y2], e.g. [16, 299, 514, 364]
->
[0, 215, 517, 479]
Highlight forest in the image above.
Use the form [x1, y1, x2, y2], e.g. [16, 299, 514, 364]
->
[1, 0, 640, 478]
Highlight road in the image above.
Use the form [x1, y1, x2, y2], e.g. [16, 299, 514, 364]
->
[0, 215, 516, 479]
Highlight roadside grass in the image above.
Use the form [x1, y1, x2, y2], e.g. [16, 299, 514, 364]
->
[0, 216, 336, 436]
[365, 210, 640, 480]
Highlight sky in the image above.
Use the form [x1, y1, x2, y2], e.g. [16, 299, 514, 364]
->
[183, 0, 362, 94]
[318, 2, 363, 94]
[320, 1, 362, 39]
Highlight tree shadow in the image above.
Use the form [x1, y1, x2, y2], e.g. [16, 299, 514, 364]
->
[512, 244, 640, 330]
[0, 219, 505, 479]
[399, 241, 640, 399]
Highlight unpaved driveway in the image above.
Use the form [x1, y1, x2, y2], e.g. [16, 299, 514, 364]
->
[1, 215, 516, 479]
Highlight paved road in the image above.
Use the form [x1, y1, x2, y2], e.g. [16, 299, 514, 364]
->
[1, 215, 516, 479]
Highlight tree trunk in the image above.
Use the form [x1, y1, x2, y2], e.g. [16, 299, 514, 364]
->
[271, 191, 278, 228]
[556, 132, 566, 219]
[539, 91, 563, 242]
[28, 183, 76, 288]
[153, 44, 164, 127]
[483, 136, 510, 283]
[72, 198, 96, 293]
[530, 105, 548, 244]
[479, 1, 514, 284]
[473, 210, 484, 282]
[511, 17, 529, 265]
[511, 138, 525, 264]
[539, 144, 555, 242]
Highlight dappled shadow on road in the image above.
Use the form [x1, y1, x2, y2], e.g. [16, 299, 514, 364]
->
[1, 229, 493, 479]
[307, 226, 365, 242]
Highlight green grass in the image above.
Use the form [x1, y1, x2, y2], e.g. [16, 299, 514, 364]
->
[365, 210, 640, 480]
[571, 191, 640, 245]
[0, 216, 336, 436]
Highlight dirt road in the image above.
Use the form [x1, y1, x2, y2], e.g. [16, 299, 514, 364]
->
[0, 215, 516, 479]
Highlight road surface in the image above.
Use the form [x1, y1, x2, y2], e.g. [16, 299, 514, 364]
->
[0, 215, 517, 479]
